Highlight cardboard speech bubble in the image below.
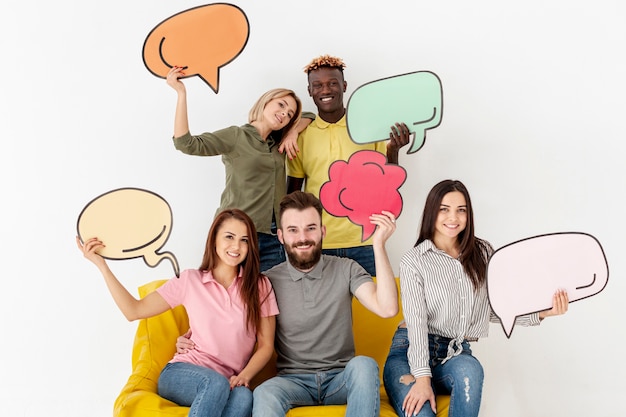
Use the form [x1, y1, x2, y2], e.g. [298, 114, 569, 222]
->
[346, 71, 443, 154]
[76, 188, 180, 277]
[319, 150, 407, 241]
[142, 3, 249, 93]
[487, 232, 608, 338]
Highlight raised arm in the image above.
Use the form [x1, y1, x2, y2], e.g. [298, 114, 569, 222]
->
[354, 211, 399, 318]
[76, 236, 171, 321]
[166, 66, 191, 138]
[489, 289, 569, 326]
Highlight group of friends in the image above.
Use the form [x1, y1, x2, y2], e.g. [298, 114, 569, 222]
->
[77, 55, 569, 417]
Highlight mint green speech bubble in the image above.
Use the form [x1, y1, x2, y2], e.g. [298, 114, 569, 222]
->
[346, 71, 443, 154]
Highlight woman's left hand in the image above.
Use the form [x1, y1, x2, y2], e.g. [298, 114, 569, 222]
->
[229, 373, 251, 389]
[539, 289, 569, 319]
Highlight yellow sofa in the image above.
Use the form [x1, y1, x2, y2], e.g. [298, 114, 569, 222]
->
[114, 279, 450, 417]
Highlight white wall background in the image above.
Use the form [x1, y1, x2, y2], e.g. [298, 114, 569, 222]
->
[1, 1, 623, 416]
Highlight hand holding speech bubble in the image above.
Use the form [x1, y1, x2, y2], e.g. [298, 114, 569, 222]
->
[76, 188, 180, 277]
[319, 150, 407, 241]
[142, 3, 249, 93]
[346, 71, 443, 154]
[487, 232, 608, 338]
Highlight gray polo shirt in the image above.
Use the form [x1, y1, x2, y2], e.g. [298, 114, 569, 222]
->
[264, 255, 372, 373]
[173, 124, 285, 233]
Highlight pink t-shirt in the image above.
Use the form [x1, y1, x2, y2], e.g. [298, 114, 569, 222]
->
[157, 268, 279, 378]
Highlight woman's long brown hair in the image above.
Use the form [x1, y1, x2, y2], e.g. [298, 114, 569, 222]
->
[415, 179, 489, 290]
[199, 209, 270, 332]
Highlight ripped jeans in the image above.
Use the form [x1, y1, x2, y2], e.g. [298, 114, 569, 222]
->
[382, 327, 484, 417]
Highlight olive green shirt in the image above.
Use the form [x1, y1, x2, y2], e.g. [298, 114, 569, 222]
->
[173, 124, 286, 234]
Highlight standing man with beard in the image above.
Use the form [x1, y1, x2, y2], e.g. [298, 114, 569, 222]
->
[252, 191, 399, 417]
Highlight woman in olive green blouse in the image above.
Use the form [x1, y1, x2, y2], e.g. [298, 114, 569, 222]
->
[166, 66, 302, 272]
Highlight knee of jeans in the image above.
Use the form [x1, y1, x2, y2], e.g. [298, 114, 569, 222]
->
[347, 356, 379, 378]
[205, 374, 230, 392]
[459, 355, 484, 381]
[252, 380, 277, 402]
[441, 354, 484, 389]
[252, 383, 267, 401]
[232, 386, 253, 402]
[383, 363, 414, 388]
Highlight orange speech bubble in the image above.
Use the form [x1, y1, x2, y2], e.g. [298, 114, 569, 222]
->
[142, 3, 249, 93]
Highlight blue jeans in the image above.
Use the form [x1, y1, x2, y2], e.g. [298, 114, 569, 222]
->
[258, 232, 286, 273]
[322, 245, 375, 276]
[158, 362, 252, 417]
[252, 356, 379, 417]
[383, 328, 484, 417]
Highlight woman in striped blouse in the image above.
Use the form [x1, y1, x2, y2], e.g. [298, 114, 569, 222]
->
[383, 179, 569, 417]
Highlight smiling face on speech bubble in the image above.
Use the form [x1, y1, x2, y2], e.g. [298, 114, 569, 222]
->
[346, 71, 443, 154]
[487, 232, 608, 338]
[76, 188, 180, 277]
[142, 4, 249, 93]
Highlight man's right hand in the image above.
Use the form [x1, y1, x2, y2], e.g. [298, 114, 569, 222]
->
[176, 329, 195, 354]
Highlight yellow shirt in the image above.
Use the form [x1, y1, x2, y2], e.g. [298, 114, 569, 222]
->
[287, 115, 387, 249]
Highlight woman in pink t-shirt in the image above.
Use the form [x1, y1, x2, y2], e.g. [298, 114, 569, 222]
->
[77, 208, 279, 417]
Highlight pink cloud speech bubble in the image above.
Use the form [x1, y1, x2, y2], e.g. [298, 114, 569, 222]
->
[487, 232, 608, 338]
[319, 150, 407, 241]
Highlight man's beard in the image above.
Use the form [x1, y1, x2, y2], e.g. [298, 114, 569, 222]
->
[285, 239, 322, 270]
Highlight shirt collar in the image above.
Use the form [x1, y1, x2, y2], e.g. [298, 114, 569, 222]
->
[418, 239, 459, 259]
[416, 239, 438, 256]
[313, 114, 346, 129]
[242, 123, 273, 145]
[286, 255, 325, 282]
[200, 267, 243, 284]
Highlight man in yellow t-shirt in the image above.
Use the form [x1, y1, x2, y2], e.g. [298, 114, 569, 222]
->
[287, 55, 409, 275]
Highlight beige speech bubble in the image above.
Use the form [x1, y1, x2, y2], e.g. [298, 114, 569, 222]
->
[76, 188, 179, 277]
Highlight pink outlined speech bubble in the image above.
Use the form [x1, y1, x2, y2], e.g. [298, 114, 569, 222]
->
[76, 188, 180, 277]
[319, 150, 407, 241]
[487, 232, 608, 338]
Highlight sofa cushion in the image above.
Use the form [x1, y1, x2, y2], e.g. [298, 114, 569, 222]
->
[114, 279, 450, 417]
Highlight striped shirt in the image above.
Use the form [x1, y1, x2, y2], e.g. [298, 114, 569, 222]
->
[400, 239, 540, 378]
